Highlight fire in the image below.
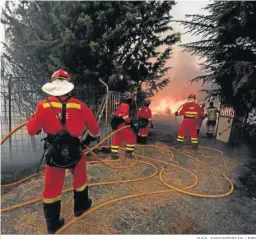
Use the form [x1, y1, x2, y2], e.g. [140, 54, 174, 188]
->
[143, 46, 207, 118]
[151, 98, 187, 116]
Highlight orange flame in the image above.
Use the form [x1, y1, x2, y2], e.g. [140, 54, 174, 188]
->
[151, 98, 187, 116]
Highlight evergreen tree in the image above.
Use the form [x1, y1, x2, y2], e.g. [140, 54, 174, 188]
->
[1, 1, 180, 96]
[178, 1, 256, 113]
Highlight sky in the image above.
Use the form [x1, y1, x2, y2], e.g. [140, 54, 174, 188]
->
[0, 1, 5, 43]
[171, 0, 209, 43]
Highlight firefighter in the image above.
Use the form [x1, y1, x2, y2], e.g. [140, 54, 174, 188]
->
[137, 98, 154, 144]
[196, 102, 206, 136]
[175, 94, 204, 150]
[110, 92, 136, 160]
[27, 69, 99, 234]
[129, 88, 147, 121]
[206, 102, 220, 138]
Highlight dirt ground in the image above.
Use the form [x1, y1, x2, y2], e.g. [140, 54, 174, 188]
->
[1, 118, 256, 234]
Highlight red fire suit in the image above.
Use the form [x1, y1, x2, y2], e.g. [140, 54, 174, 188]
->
[177, 102, 204, 144]
[27, 96, 99, 203]
[111, 103, 136, 155]
[137, 106, 152, 137]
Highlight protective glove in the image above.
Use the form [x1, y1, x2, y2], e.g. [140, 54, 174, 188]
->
[150, 123, 154, 128]
[175, 112, 179, 116]
[81, 134, 99, 146]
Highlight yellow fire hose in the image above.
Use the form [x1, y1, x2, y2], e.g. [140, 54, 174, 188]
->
[0, 122, 235, 234]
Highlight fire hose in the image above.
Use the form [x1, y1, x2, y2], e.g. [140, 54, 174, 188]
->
[1, 122, 234, 234]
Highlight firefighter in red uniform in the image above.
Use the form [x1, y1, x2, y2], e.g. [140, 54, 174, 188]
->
[137, 98, 154, 144]
[110, 92, 136, 160]
[175, 94, 204, 150]
[27, 69, 99, 234]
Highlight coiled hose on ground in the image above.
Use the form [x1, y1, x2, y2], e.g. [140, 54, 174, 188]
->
[0, 122, 234, 234]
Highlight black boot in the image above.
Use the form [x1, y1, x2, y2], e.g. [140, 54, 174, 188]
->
[175, 141, 183, 149]
[137, 136, 142, 144]
[43, 201, 65, 234]
[192, 143, 198, 151]
[111, 152, 119, 160]
[125, 151, 134, 160]
[141, 137, 147, 145]
[74, 186, 92, 217]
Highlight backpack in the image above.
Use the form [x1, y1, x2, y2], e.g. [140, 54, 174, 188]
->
[44, 96, 83, 169]
[110, 115, 125, 130]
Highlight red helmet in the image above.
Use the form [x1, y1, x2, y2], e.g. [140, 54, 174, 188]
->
[51, 69, 71, 82]
[188, 93, 196, 100]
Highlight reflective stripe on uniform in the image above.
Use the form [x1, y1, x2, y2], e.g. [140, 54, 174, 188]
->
[66, 103, 81, 109]
[75, 183, 87, 192]
[184, 111, 198, 115]
[126, 144, 135, 151]
[184, 111, 198, 118]
[123, 115, 129, 119]
[43, 195, 61, 204]
[191, 138, 198, 140]
[126, 144, 135, 147]
[191, 140, 198, 144]
[43, 102, 81, 109]
[177, 138, 184, 142]
[178, 136, 184, 139]
[111, 145, 119, 153]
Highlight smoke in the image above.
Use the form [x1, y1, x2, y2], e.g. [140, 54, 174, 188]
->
[150, 46, 206, 116]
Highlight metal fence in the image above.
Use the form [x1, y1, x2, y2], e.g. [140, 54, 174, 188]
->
[0, 77, 120, 170]
[100, 90, 121, 145]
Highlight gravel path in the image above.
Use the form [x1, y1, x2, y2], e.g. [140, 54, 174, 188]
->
[1, 117, 256, 234]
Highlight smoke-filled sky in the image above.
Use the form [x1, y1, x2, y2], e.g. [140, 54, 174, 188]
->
[150, 1, 210, 115]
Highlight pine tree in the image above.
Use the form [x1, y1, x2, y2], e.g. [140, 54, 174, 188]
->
[1, 1, 180, 96]
[178, 1, 256, 113]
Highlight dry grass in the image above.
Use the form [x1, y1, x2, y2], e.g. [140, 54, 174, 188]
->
[1, 144, 238, 234]
[164, 213, 199, 234]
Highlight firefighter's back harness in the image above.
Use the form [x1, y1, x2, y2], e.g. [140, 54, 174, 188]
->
[43, 96, 83, 169]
